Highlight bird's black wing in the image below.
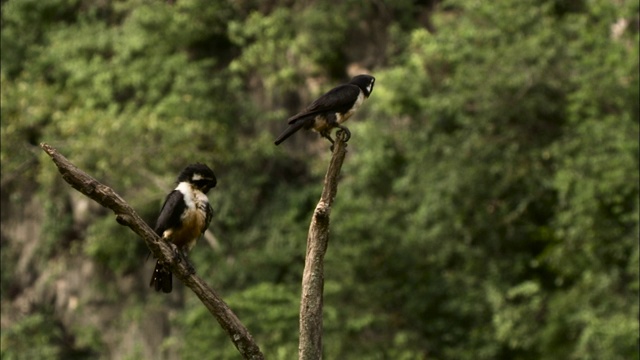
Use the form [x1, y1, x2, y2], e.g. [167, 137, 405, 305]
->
[203, 202, 213, 235]
[287, 84, 361, 124]
[154, 190, 185, 236]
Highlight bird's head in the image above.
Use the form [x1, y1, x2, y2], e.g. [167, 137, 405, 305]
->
[350, 74, 375, 97]
[178, 163, 217, 194]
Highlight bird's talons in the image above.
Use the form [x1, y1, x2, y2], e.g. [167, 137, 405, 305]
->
[184, 260, 196, 275]
[180, 251, 196, 274]
[336, 126, 351, 143]
[171, 246, 196, 274]
[320, 131, 336, 151]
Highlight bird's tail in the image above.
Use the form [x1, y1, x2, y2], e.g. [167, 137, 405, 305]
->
[274, 119, 308, 145]
[150, 260, 172, 293]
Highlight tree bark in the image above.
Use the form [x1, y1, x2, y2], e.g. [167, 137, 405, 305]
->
[40, 143, 264, 360]
[298, 133, 348, 360]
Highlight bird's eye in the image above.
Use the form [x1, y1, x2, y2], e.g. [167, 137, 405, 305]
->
[194, 179, 214, 189]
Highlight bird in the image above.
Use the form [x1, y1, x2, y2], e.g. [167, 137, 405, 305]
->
[149, 163, 216, 293]
[274, 74, 375, 147]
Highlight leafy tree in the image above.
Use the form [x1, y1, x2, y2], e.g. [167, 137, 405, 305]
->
[1, 0, 637, 359]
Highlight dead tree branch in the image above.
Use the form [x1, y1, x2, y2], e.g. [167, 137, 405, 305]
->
[298, 132, 349, 360]
[39, 143, 264, 360]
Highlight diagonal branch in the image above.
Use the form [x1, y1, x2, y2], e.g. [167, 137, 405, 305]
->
[298, 132, 349, 360]
[39, 143, 264, 360]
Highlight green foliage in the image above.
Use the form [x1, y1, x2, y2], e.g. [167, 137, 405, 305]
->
[1, 0, 637, 359]
[327, 0, 638, 358]
[0, 309, 101, 359]
[179, 283, 300, 359]
[84, 216, 147, 274]
[228, 3, 351, 96]
[1, 312, 62, 359]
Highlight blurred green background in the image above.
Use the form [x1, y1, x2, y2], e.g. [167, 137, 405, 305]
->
[1, 0, 638, 359]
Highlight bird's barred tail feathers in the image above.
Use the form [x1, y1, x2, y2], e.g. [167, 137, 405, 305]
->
[150, 260, 172, 293]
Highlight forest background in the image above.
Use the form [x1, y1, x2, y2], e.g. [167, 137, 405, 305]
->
[1, 0, 638, 359]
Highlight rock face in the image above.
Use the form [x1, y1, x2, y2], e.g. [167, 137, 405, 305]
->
[1, 182, 180, 359]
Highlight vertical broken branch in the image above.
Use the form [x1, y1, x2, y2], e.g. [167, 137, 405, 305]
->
[298, 133, 348, 360]
[39, 143, 264, 360]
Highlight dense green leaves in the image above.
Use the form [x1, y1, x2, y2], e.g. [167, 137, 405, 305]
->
[1, 0, 637, 359]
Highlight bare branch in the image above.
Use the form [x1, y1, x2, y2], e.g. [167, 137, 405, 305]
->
[39, 143, 264, 360]
[298, 132, 349, 360]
